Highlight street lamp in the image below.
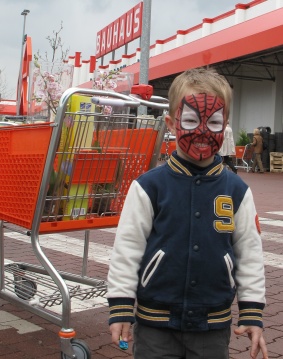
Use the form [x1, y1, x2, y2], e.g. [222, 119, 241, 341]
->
[138, 0, 152, 116]
[16, 9, 30, 116]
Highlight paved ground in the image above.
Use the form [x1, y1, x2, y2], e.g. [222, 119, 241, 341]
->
[0, 169, 283, 358]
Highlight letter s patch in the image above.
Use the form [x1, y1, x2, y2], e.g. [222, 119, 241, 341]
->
[214, 195, 235, 233]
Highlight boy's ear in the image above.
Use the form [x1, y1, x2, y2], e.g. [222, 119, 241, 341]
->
[165, 115, 176, 135]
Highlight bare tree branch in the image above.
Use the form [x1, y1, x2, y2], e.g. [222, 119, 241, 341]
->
[36, 21, 70, 63]
[0, 68, 13, 100]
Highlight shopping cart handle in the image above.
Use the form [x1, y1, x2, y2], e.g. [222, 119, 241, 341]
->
[91, 97, 127, 107]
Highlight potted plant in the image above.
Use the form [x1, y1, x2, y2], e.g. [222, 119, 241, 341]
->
[236, 129, 250, 146]
[90, 182, 118, 216]
[234, 129, 252, 168]
[87, 151, 123, 216]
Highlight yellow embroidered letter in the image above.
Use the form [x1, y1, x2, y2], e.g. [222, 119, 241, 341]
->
[214, 196, 235, 232]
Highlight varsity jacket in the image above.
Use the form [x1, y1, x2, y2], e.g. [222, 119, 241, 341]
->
[107, 152, 266, 332]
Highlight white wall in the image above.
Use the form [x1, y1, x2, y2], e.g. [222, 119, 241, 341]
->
[238, 80, 274, 134]
[230, 69, 283, 141]
[273, 67, 283, 132]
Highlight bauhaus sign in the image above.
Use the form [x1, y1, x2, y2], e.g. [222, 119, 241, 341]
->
[96, 2, 143, 58]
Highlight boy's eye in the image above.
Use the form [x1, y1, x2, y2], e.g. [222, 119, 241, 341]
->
[207, 109, 224, 132]
[182, 117, 199, 129]
[181, 106, 200, 130]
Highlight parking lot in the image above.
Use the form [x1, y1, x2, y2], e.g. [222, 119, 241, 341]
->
[0, 169, 283, 359]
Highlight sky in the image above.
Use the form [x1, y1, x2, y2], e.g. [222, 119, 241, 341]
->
[0, 0, 251, 99]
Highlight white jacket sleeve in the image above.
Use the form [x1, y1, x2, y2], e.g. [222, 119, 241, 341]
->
[233, 187, 266, 304]
[107, 180, 154, 299]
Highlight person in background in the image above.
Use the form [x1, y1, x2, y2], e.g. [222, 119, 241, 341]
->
[219, 120, 237, 174]
[107, 67, 268, 359]
[251, 128, 264, 173]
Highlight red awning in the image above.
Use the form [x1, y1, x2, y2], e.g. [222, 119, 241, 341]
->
[125, 7, 283, 83]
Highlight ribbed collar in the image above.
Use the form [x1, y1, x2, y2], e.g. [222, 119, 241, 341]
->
[167, 151, 224, 176]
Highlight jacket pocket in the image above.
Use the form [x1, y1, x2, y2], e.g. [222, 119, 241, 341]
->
[141, 249, 165, 287]
[224, 253, 235, 288]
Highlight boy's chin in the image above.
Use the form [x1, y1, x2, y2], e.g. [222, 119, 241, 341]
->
[177, 148, 215, 166]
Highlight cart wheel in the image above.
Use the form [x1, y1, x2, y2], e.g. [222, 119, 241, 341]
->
[61, 339, 91, 359]
[14, 279, 37, 300]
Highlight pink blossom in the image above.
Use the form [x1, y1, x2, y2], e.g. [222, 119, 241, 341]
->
[31, 64, 71, 116]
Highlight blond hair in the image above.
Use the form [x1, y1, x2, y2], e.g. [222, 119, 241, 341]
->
[253, 128, 260, 135]
[168, 67, 232, 119]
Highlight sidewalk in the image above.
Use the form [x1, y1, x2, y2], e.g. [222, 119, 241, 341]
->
[0, 169, 282, 359]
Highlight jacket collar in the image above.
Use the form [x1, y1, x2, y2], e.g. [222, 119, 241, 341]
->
[167, 151, 224, 176]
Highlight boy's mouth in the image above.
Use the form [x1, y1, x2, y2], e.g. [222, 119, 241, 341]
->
[193, 142, 209, 148]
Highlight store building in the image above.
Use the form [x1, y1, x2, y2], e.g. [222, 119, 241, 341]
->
[1, 0, 283, 144]
[66, 0, 283, 140]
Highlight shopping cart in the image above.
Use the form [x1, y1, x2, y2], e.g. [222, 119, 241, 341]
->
[234, 144, 254, 172]
[0, 87, 169, 358]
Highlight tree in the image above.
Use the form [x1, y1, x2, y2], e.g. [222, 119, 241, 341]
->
[34, 21, 70, 63]
[0, 68, 12, 118]
[0, 68, 11, 100]
[30, 22, 72, 120]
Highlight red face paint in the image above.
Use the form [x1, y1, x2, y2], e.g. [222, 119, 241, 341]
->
[175, 94, 226, 161]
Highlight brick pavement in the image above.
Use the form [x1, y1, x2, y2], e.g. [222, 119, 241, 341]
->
[0, 169, 282, 358]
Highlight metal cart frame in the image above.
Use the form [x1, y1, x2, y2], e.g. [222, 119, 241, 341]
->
[234, 144, 254, 172]
[0, 87, 169, 358]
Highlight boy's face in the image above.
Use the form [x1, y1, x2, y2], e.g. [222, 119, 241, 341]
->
[167, 93, 226, 162]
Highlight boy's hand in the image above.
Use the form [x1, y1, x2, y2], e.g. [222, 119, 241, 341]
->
[110, 322, 132, 346]
[234, 325, 269, 359]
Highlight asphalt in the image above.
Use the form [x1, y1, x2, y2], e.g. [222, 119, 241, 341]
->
[0, 168, 283, 359]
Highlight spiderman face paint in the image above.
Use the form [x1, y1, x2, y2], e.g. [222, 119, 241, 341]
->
[175, 94, 226, 161]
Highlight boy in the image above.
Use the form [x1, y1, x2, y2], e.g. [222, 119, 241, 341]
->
[107, 68, 268, 359]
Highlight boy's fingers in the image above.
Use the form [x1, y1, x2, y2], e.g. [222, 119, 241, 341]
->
[110, 323, 122, 345]
[250, 336, 260, 359]
[235, 326, 269, 359]
[121, 322, 132, 342]
[110, 322, 132, 346]
[256, 335, 269, 359]
[234, 326, 246, 336]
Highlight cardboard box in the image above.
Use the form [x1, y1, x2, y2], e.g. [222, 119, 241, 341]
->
[63, 183, 89, 221]
[58, 94, 95, 159]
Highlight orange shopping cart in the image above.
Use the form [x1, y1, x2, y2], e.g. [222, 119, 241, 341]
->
[234, 144, 254, 172]
[0, 87, 168, 358]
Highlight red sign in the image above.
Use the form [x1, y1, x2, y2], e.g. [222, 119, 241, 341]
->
[112, 18, 120, 50]
[118, 13, 127, 49]
[96, 2, 143, 58]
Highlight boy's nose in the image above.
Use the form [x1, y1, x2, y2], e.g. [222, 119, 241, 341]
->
[198, 123, 207, 134]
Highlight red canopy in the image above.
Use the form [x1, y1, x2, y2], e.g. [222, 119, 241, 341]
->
[125, 7, 283, 83]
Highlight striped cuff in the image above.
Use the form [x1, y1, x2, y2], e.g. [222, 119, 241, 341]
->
[108, 297, 135, 325]
[238, 301, 264, 328]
